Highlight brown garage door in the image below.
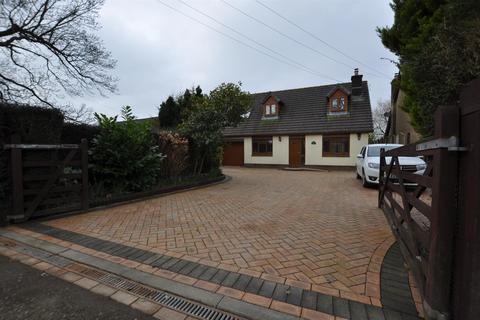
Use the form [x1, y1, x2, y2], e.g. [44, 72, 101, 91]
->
[223, 141, 244, 166]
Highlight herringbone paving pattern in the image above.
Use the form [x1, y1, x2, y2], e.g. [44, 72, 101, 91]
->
[44, 167, 393, 297]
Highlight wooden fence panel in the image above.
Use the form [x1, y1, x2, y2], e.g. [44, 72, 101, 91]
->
[4, 135, 89, 222]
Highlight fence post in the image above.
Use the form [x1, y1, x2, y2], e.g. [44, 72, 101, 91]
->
[10, 134, 24, 221]
[452, 78, 480, 320]
[378, 148, 386, 208]
[80, 139, 89, 210]
[423, 105, 459, 320]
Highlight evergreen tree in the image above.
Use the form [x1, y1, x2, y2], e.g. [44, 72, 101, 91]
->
[158, 96, 179, 128]
[378, 0, 480, 137]
[158, 86, 204, 128]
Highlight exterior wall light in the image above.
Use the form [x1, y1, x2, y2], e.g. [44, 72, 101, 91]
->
[278, 136, 282, 142]
[357, 133, 361, 140]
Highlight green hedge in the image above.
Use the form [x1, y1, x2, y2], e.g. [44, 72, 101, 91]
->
[0, 103, 64, 144]
[61, 122, 100, 144]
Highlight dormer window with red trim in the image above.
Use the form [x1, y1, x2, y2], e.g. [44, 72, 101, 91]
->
[262, 94, 281, 119]
[327, 86, 350, 114]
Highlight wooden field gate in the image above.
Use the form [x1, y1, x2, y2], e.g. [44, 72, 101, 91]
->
[4, 135, 89, 222]
[378, 79, 480, 320]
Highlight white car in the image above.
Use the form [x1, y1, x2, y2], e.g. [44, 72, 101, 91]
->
[356, 144, 426, 187]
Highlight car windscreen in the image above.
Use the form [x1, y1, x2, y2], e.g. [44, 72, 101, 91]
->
[367, 146, 398, 157]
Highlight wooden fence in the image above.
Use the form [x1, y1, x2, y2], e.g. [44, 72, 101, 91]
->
[378, 79, 480, 320]
[3, 135, 88, 222]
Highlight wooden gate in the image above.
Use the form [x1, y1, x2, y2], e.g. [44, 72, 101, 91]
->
[4, 134, 89, 222]
[378, 79, 480, 320]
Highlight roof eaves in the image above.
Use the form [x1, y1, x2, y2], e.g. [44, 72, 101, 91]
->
[326, 85, 351, 98]
[261, 92, 282, 104]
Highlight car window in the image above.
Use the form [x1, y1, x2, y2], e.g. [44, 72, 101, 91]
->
[367, 146, 398, 157]
[361, 147, 366, 157]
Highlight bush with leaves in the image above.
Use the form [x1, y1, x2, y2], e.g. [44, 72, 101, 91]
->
[90, 106, 165, 193]
[179, 82, 251, 174]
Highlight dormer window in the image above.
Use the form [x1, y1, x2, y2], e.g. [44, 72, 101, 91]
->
[261, 94, 281, 119]
[327, 87, 350, 114]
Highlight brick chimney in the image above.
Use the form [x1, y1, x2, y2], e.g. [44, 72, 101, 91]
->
[351, 68, 363, 96]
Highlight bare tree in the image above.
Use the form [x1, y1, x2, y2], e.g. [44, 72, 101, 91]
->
[0, 0, 116, 107]
[372, 99, 391, 140]
[63, 103, 95, 124]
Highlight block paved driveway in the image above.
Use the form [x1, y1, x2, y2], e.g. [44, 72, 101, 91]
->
[43, 167, 394, 298]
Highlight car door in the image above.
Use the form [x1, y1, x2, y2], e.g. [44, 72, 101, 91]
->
[357, 146, 366, 175]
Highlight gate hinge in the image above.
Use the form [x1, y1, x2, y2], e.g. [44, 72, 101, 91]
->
[416, 136, 467, 152]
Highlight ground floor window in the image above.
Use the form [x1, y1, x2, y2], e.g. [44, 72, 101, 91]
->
[322, 135, 349, 157]
[252, 136, 273, 156]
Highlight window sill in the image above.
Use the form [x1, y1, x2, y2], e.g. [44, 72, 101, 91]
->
[327, 111, 349, 116]
[261, 115, 279, 120]
[322, 153, 350, 158]
[252, 153, 273, 157]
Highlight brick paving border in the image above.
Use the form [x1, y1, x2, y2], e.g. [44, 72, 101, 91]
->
[380, 242, 418, 316]
[20, 222, 421, 319]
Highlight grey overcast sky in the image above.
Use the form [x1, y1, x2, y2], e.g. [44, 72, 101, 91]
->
[74, 0, 398, 118]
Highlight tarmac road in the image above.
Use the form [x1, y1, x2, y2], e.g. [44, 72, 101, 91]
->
[0, 255, 155, 320]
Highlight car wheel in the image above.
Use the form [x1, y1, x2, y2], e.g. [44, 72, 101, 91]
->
[362, 169, 370, 188]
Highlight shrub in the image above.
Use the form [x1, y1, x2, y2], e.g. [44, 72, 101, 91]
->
[155, 131, 189, 178]
[90, 106, 165, 193]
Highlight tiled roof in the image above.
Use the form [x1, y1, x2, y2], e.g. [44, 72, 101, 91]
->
[224, 81, 373, 137]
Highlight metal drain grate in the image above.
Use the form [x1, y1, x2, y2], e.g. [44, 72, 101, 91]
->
[70, 263, 241, 320]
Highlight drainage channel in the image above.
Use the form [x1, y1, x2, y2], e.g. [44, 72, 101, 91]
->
[68, 263, 243, 320]
[0, 238, 244, 320]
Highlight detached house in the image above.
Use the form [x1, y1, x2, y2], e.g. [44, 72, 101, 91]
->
[223, 69, 373, 168]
